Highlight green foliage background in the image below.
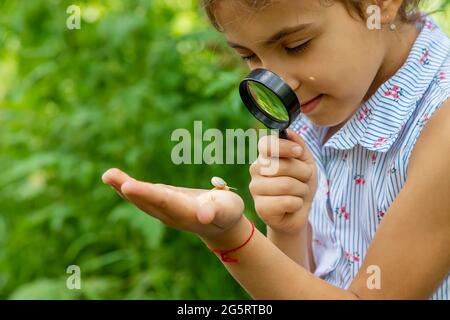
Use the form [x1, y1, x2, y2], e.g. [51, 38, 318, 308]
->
[0, 0, 449, 299]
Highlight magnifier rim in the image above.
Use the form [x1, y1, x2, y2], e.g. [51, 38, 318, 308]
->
[239, 68, 300, 130]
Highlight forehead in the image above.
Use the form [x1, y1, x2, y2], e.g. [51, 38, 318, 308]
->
[214, 0, 324, 43]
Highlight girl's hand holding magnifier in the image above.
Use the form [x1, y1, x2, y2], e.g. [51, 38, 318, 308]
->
[249, 129, 317, 235]
[240, 69, 318, 234]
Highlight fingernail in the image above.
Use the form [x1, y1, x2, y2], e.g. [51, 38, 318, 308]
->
[292, 146, 302, 156]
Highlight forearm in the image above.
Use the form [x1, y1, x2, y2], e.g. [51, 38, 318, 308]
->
[200, 216, 358, 300]
[266, 224, 314, 271]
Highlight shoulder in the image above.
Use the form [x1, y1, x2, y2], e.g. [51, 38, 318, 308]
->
[434, 49, 450, 95]
[400, 51, 450, 165]
[408, 98, 450, 175]
[404, 98, 450, 236]
[346, 100, 450, 299]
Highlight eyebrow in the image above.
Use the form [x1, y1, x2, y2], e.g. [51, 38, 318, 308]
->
[227, 23, 313, 50]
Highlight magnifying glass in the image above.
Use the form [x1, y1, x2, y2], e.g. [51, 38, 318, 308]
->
[239, 68, 301, 140]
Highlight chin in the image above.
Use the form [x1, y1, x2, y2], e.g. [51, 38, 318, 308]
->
[306, 101, 357, 129]
[305, 112, 346, 128]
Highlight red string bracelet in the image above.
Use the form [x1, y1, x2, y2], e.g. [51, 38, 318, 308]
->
[207, 220, 255, 263]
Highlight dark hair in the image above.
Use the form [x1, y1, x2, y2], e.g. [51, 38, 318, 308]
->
[201, 0, 424, 31]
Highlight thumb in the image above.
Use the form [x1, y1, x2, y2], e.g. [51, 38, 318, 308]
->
[287, 129, 316, 165]
[287, 129, 318, 204]
[286, 129, 316, 165]
[197, 201, 217, 225]
[196, 190, 244, 229]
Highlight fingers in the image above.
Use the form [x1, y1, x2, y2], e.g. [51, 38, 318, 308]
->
[121, 180, 196, 221]
[249, 176, 310, 197]
[258, 134, 303, 159]
[254, 195, 303, 220]
[257, 130, 315, 164]
[102, 168, 245, 234]
[286, 129, 307, 149]
[102, 168, 135, 188]
[286, 129, 315, 164]
[249, 157, 313, 181]
[119, 180, 180, 226]
[102, 168, 137, 198]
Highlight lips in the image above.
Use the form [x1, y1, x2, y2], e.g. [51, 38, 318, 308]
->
[303, 95, 320, 105]
[301, 94, 323, 114]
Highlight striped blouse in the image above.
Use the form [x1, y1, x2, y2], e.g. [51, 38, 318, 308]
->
[290, 15, 450, 299]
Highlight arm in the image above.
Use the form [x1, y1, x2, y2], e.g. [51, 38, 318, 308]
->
[267, 223, 315, 272]
[201, 100, 450, 300]
[200, 216, 355, 299]
[104, 101, 450, 299]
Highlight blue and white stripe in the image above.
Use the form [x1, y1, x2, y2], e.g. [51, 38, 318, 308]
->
[290, 15, 450, 299]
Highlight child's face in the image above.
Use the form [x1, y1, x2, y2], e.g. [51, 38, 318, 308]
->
[216, 0, 389, 127]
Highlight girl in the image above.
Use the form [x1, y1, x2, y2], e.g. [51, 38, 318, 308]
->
[102, 0, 450, 299]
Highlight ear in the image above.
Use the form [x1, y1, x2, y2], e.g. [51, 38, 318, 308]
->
[377, 0, 404, 24]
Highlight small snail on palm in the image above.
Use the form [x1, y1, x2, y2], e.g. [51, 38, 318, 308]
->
[211, 176, 237, 191]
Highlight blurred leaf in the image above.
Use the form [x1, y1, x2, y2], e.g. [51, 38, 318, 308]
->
[109, 203, 165, 249]
[9, 278, 81, 300]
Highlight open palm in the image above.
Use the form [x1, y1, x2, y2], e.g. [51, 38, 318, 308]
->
[102, 168, 245, 240]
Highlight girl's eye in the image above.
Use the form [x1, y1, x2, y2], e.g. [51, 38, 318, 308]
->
[239, 40, 311, 62]
[285, 40, 311, 54]
[240, 54, 256, 62]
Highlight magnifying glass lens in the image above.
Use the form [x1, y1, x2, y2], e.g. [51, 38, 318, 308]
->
[239, 69, 301, 139]
[247, 81, 289, 122]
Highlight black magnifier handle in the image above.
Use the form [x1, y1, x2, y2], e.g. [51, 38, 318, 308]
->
[279, 129, 289, 140]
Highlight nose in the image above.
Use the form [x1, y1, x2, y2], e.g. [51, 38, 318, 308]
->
[260, 63, 300, 92]
[284, 77, 300, 92]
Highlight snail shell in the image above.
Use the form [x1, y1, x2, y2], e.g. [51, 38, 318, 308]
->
[211, 176, 227, 189]
[211, 176, 237, 191]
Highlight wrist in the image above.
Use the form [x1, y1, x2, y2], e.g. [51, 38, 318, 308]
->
[266, 206, 310, 236]
[267, 223, 308, 238]
[200, 216, 252, 252]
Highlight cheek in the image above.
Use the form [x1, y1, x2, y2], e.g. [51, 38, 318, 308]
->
[313, 24, 383, 100]
[321, 45, 381, 103]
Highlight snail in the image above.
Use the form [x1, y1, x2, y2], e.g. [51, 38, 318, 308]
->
[211, 176, 237, 191]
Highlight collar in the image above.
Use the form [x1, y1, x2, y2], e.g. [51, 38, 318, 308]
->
[322, 15, 450, 152]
